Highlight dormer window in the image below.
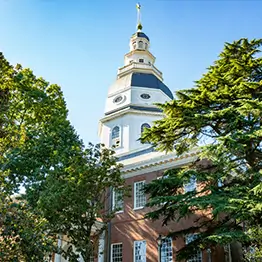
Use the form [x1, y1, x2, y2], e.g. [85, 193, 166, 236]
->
[138, 41, 143, 49]
[139, 59, 144, 63]
[112, 126, 120, 148]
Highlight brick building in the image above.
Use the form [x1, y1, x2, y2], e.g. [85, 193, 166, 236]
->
[97, 5, 229, 262]
[55, 5, 230, 262]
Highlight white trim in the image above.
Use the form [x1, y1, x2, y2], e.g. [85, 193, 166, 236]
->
[122, 154, 198, 179]
[111, 125, 121, 148]
[111, 243, 123, 262]
[113, 94, 126, 105]
[108, 85, 131, 98]
[98, 231, 105, 262]
[133, 240, 147, 262]
[112, 188, 124, 212]
[133, 206, 144, 211]
[160, 237, 173, 262]
[134, 180, 146, 209]
[100, 108, 164, 123]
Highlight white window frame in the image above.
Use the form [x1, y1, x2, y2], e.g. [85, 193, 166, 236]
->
[112, 188, 124, 213]
[133, 240, 146, 262]
[134, 181, 146, 210]
[185, 234, 202, 262]
[111, 243, 123, 262]
[111, 126, 121, 148]
[184, 176, 197, 193]
[138, 41, 144, 49]
[160, 237, 173, 262]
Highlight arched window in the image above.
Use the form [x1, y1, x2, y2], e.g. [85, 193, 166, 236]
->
[145, 43, 148, 50]
[141, 123, 151, 134]
[133, 42, 137, 49]
[112, 126, 120, 139]
[138, 41, 143, 49]
[112, 126, 120, 148]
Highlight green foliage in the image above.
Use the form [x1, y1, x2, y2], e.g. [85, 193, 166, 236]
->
[0, 52, 125, 261]
[38, 143, 124, 261]
[142, 38, 262, 261]
[0, 52, 69, 260]
[243, 226, 262, 261]
[0, 197, 56, 262]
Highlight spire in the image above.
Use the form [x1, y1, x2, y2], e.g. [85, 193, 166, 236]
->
[136, 3, 142, 32]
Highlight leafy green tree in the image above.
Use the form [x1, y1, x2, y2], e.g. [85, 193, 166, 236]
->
[0, 52, 90, 260]
[142, 39, 262, 261]
[0, 197, 56, 262]
[0, 52, 74, 260]
[0, 52, 125, 261]
[38, 143, 125, 262]
[0, 51, 77, 195]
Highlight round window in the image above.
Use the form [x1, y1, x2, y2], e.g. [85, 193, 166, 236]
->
[140, 93, 151, 99]
[113, 96, 123, 103]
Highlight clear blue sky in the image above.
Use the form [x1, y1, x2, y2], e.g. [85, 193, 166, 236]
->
[1, 0, 262, 145]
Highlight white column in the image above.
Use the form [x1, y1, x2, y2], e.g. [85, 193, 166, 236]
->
[98, 231, 105, 262]
[54, 234, 62, 262]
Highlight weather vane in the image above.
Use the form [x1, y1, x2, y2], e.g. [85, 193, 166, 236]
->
[136, 3, 142, 31]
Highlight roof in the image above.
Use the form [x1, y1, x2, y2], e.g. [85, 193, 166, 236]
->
[131, 73, 174, 99]
[132, 32, 150, 41]
[108, 72, 173, 99]
[105, 104, 163, 116]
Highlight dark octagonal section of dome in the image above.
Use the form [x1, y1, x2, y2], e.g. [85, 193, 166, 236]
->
[131, 72, 173, 99]
[132, 32, 150, 42]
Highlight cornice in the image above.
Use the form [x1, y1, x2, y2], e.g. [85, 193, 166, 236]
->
[121, 150, 199, 179]
[124, 49, 155, 61]
[100, 106, 164, 123]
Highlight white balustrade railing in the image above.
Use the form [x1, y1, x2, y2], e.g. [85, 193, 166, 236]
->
[117, 62, 162, 78]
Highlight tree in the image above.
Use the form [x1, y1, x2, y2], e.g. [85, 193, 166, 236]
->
[141, 39, 262, 261]
[0, 51, 76, 195]
[37, 143, 125, 262]
[0, 52, 87, 260]
[0, 197, 56, 262]
[0, 52, 125, 261]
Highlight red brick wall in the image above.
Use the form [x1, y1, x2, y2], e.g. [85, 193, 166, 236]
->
[109, 169, 225, 262]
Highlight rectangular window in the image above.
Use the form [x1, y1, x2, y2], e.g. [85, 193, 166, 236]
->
[161, 237, 173, 261]
[185, 234, 202, 262]
[134, 181, 146, 209]
[184, 176, 197, 193]
[139, 58, 144, 63]
[111, 243, 123, 262]
[134, 240, 146, 262]
[112, 188, 124, 212]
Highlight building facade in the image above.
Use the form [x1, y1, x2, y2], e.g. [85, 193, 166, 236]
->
[97, 7, 228, 262]
[55, 6, 230, 262]
[97, 6, 230, 262]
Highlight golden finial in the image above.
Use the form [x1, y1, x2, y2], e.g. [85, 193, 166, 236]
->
[136, 3, 142, 31]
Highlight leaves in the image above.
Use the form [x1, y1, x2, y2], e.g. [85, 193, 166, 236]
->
[143, 39, 262, 261]
[0, 52, 126, 261]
